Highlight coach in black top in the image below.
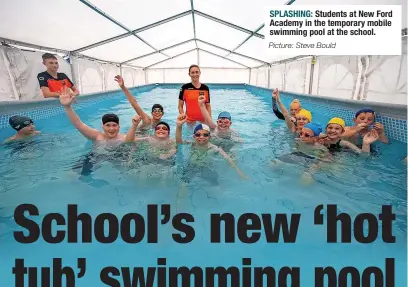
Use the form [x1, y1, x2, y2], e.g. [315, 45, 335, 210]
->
[37, 53, 80, 98]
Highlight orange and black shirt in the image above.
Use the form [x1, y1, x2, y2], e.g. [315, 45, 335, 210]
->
[178, 83, 210, 122]
[37, 71, 74, 93]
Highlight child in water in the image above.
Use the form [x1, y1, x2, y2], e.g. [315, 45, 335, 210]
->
[271, 122, 332, 184]
[272, 88, 312, 134]
[5, 116, 40, 142]
[319, 117, 379, 154]
[175, 113, 247, 185]
[342, 108, 388, 145]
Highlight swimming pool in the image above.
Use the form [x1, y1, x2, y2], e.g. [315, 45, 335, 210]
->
[0, 85, 406, 285]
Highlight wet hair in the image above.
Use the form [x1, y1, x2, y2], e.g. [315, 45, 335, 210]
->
[155, 121, 170, 133]
[42, 53, 57, 61]
[151, 104, 164, 112]
[102, 113, 119, 125]
[189, 64, 200, 73]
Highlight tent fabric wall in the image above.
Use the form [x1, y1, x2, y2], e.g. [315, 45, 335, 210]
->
[314, 56, 360, 100]
[0, 47, 18, 101]
[362, 37, 407, 104]
[144, 68, 250, 84]
[71, 56, 104, 94]
[121, 67, 146, 87]
[101, 63, 121, 91]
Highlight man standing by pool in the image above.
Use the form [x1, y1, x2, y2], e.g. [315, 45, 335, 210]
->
[178, 65, 212, 124]
[37, 53, 80, 98]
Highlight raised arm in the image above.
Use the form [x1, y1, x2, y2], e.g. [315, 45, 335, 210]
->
[115, 75, 151, 125]
[272, 93, 285, 120]
[198, 95, 217, 128]
[125, 116, 142, 142]
[59, 87, 100, 140]
[342, 123, 367, 139]
[274, 89, 296, 131]
[176, 114, 187, 144]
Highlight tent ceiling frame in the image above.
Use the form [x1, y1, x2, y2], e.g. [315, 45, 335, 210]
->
[0, 37, 120, 66]
[225, 23, 264, 58]
[79, 0, 170, 58]
[145, 48, 197, 69]
[121, 38, 195, 64]
[198, 49, 250, 69]
[121, 38, 264, 68]
[194, 11, 264, 39]
[145, 47, 251, 70]
[1, 0, 314, 68]
[224, 0, 295, 58]
[196, 39, 269, 65]
[190, 0, 198, 48]
[0, 37, 69, 54]
[72, 10, 191, 53]
[71, 5, 265, 57]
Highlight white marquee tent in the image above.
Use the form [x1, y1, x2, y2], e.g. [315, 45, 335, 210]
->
[0, 0, 406, 104]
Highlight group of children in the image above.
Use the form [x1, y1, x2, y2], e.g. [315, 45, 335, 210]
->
[4, 75, 396, 186]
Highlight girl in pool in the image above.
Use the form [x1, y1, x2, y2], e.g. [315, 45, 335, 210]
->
[272, 88, 311, 134]
[318, 117, 379, 154]
[175, 114, 246, 185]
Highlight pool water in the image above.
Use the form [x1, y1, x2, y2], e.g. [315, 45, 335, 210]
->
[0, 87, 406, 286]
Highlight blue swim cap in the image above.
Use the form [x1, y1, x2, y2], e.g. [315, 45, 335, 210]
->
[194, 123, 210, 134]
[304, 123, 322, 136]
[355, 108, 375, 118]
[218, 111, 231, 120]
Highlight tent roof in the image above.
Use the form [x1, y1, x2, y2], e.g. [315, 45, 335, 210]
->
[1, 0, 406, 68]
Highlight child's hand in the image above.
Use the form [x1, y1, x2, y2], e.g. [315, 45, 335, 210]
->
[356, 123, 368, 132]
[114, 75, 125, 87]
[59, 86, 76, 106]
[198, 95, 206, 105]
[272, 88, 280, 101]
[317, 133, 329, 144]
[363, 129, 379, 144]
[132, 115, 142, 126]
[373, 122, 384, 133]
[176, 114, 187, 126]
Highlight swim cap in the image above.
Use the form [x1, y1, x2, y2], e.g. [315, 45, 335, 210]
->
[9, 115, 33, 131]
[327, 117, 345, 129]
[355, 108, 375, 118]
[152, 104, 163, 112]
[102, 113, 119, 125]
[218, 111, 231, 120]
[194, 123, 210, 134]
[290, 99, 301, 107]
[296, 109, 312, 122]
[155, 121, 170, 132]
[304, 123, 322, 136]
